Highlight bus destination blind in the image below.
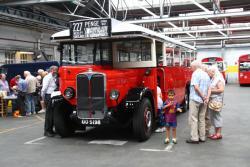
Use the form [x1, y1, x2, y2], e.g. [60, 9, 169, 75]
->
[70, 19, 111, 39]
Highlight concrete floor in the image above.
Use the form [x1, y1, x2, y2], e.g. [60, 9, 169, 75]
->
[0, 84, 249, 167]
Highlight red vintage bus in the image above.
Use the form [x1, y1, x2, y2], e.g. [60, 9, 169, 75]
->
[51, 18, 195, 141]
[202, 57, 227, 81]
[238, 54, 250, 86]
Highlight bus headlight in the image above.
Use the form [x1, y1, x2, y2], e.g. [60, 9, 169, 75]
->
[64, 87, 75, 99]
[110, 89, 119, 100]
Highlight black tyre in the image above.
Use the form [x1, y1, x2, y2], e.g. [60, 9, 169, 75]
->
[182, 88, 189, 112]
[133, 98, 153, 141]
[54, 101, 75, 137]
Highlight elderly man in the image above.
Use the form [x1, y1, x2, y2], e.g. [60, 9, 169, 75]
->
[201, 64, 212, 136]
[0, 73, 10, 93]
[37, 69, 44, 77]
[24, 71, 37, 115]
[42, 66, 58, 137]
[36, 69, 45, 113]
[186, 60, 211, 144]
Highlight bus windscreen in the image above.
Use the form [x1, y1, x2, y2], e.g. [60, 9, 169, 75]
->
[239, 62, 250, 72]
[203, 62, 224, 71]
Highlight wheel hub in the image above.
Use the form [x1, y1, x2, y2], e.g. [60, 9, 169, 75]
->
[185, 93, 188, 105]
[144, 107, 152, 129]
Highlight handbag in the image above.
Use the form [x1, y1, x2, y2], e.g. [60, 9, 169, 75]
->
[208, 99, 223, 112]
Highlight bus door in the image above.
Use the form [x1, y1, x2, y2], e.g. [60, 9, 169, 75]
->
[157, 68, 174, 101]
[157, 46, 175, 100]
[156, 41, 165, 100]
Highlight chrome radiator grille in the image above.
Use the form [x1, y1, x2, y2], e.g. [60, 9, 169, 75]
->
[76, 73, 105, 119]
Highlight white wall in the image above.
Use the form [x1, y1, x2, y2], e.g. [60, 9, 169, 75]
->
[0, 25, 59, 62]
[197, 47, 250, 83]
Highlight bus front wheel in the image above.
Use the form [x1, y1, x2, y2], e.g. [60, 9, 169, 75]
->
[133, 98, 153, 142]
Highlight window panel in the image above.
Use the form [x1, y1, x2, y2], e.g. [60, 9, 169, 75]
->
[115, 40, 151, 62]
[5, 51, 15, 64]
[240, 62, 250, 72]
[62, 42, 112, 65]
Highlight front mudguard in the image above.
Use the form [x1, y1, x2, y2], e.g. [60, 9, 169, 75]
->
[125, 87, 155, 112]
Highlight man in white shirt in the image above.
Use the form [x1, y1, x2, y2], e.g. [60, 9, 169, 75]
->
[186, 60, 211, 144]
[42, 66, 58, 137]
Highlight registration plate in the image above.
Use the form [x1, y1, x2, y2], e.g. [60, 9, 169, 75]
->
[81, 119, 101, 125]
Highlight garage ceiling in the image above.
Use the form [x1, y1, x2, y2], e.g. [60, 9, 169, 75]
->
[0, 0, 250, 48]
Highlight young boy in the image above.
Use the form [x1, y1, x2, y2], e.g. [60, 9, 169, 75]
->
[163, 90, 182, 144]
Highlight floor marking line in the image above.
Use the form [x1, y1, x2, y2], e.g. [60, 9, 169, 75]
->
[164, 143, 174, 151]
[88, 140, 128, 146]
[140, 143, 174, 152]
[140, 148, 172, 152]
[0, 122, 42, 134]
[24, 136, 46, 145]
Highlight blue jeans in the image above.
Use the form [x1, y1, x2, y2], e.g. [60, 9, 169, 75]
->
[25, 93, 35, 114]
[158, 109, 165, 127]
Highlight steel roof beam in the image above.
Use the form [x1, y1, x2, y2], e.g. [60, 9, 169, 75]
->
[135, 1, 195, 39]
[167, 22, 195, 38]
[0, 0, 73, 5]
[190, 0, 227, 37]
[179, 35, 250, 41]
[94, 0, 109, 17]
[162, 23, 250, 34]
[196, 43, 250, 49]
[0, 11, 67, 31]
[126, 11, 250, 24]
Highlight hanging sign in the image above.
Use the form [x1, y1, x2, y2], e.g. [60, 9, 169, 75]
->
[70, 19, 111, 39]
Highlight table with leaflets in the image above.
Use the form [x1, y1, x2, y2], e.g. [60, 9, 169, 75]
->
[0, 95, 17, 117]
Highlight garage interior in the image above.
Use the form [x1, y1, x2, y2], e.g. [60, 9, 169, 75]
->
[0, 0, 250, 83]
[0, 1, 250, 167]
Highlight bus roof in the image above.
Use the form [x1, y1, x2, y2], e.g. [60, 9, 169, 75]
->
[51, 18, 195, 51]
[202, 57, 223, 62]
[239, 54, 250, 61]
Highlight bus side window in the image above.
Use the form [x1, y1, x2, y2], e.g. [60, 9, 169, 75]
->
[166, 52, 173, 66]
[184, 52, 191, 67]
[190, 52, 196, 63]
[116, 40, 151, 63]
[181, 51, 186, 66]
[62, 44, 74, 63]
[174, 49, 180, 66]
[156, 41, 163, 66]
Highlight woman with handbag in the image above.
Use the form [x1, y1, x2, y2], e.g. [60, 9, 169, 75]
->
[206, 66, 225, 140]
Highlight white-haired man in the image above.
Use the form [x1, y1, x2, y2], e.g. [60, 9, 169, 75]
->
[37, 69, 44, 76]
[36, 69, 45, 113]
[24, 71, 37, 116]
[186, 60, 211, 144]
[42, 66, 58, 137]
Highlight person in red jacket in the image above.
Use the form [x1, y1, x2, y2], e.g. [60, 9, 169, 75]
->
[10, 75, 20, 92]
